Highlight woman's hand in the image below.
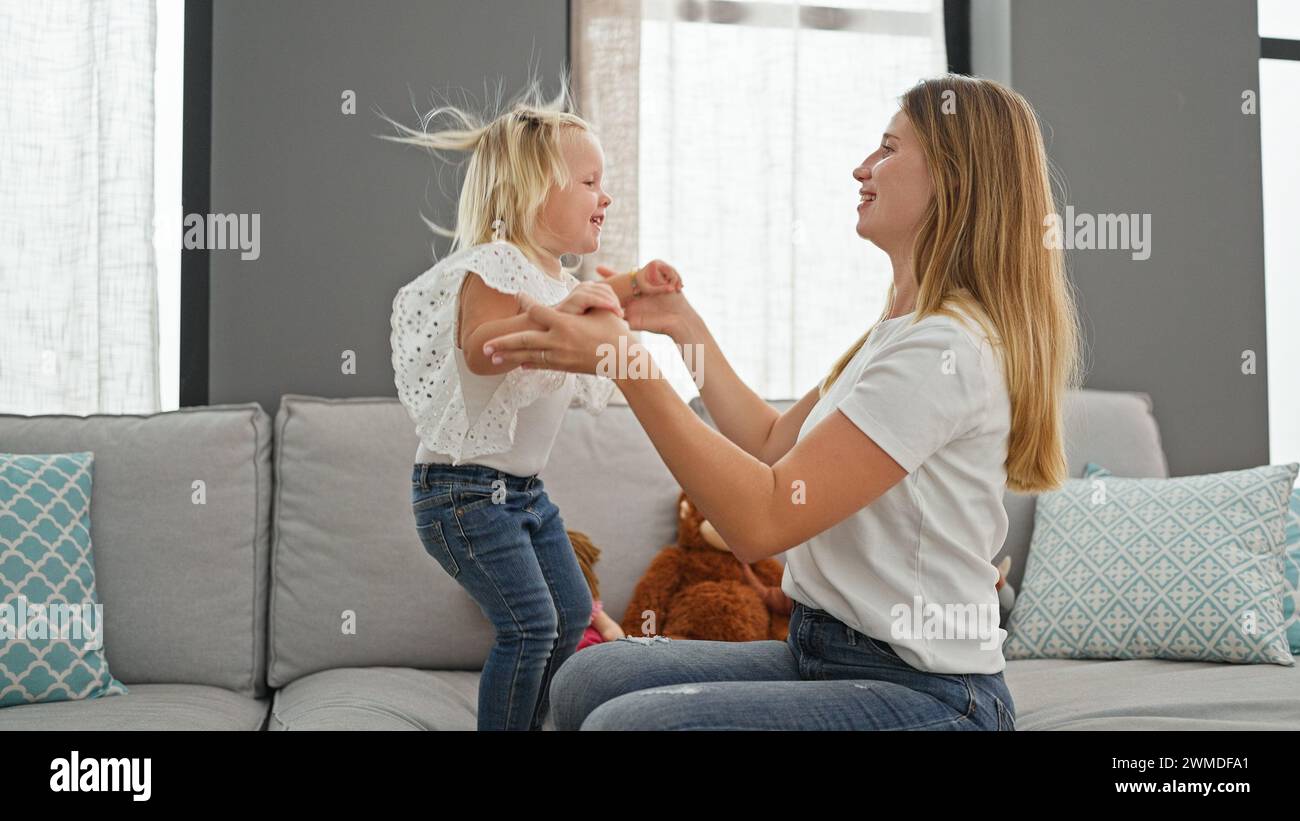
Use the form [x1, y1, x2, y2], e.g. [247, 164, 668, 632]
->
[622, 289, 698, 339]
[484, 292, 640, 376]
[553, 281, 624, 318]
[597, 265, 696, 339]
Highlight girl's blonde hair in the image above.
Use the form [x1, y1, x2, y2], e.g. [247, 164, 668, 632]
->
[819, 75, 1084, 494]
[377, 71, 591, 269]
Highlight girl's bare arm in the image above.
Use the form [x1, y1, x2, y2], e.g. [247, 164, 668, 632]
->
[458, 273, 549, 376]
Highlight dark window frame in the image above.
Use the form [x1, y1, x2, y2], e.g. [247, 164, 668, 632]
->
[1261, 37, 1300, 61]
[945, 0, 971, 75]
[181, 0, 212, 407]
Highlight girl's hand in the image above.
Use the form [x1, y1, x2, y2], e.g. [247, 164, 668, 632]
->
[553, 281, 624, 318]
[601, 284, 696, 339]
[597, 260, 684, 298]
[637, 259, 683, 295]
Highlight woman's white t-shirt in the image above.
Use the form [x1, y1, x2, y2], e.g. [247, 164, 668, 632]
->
[781, 303, 1012, 675]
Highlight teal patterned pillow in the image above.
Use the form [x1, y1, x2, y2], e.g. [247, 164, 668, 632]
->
[1283, 489, 1300, 654]
[1004, 461, 1298, 665]
[1084, 462, 1299, 633]
[1, 452, 128, 706]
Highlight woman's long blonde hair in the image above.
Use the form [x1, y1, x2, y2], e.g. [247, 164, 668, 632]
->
[376, 71, 590, 269]
[820, 75, 1084, 494]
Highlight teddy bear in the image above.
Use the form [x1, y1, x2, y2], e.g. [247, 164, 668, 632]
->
[617, 491, 1019, 644]
[619, 491, 790, 642]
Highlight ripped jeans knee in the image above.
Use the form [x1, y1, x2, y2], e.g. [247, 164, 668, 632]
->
[615, 635, 672, 645]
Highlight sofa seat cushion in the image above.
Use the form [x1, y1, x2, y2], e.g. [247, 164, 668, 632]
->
[1007, 657, 1300, 730]
[0, 683, 269, 730]
[268, 666, 486, 730]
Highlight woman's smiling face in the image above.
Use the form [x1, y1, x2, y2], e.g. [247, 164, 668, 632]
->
[537, 127, 612, 257]
[853, 110, 934, 256]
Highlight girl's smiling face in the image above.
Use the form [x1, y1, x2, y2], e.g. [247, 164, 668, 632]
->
[536, 127, 612, 260]
[853, 110, 934, 257]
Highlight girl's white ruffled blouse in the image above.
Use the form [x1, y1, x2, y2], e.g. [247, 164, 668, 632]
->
[390, 239, 616, 467]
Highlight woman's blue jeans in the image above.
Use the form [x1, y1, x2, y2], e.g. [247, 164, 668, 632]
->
[411, 463, 591, 731]
[550, 600, 1016, 730]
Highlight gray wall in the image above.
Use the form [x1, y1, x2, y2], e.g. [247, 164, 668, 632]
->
[974, 0, 1268, 477]
[208, 0, 568, 417]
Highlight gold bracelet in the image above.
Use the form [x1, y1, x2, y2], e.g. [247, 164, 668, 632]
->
[629, 270, 643, 298]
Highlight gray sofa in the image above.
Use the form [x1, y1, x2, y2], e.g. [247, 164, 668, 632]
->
[2, 388, 1297, 730]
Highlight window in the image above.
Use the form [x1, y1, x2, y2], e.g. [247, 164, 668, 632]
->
[1258, 0, 1300, 466]
[156, 0, 185, 410]
[572, 0, 949, 401]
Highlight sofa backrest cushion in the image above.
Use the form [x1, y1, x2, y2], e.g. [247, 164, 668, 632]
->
[267, 387, 1166, 681]
[0, 403, 272, 698]
[1001, 389, 1168, 590]
[268, 393, 689, 682]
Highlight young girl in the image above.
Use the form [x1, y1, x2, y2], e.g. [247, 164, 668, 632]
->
[386, 83, 681, 731]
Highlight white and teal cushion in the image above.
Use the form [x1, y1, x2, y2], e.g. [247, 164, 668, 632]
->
[1004, 461, 1298, 666]
[1277, 486, 1300, 653]
[1, 452, 128, 706]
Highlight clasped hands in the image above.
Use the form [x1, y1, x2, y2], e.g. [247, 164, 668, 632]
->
[483, 260, 687, 376]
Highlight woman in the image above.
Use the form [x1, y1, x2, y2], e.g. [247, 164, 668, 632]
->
[481, 75, 1083, 730]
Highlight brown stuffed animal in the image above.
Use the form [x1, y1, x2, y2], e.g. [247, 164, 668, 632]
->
[620, 491, 789, 642]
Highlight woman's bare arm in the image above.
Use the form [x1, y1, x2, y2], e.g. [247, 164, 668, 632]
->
[671, 309, 820, 465]
[613, 365, 907, 563]
[477, 301, 909, 562]
[756, 385, 822, 465]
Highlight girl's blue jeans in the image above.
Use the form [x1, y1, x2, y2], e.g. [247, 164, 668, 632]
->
[550, 600, 1017, 730]
[411, 462, 591, 731]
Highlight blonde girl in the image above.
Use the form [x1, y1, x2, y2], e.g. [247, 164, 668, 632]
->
[386, 78, 681, 731]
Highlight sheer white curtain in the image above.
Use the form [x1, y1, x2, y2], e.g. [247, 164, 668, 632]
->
[572, 0, 947, 400]
[0, 0, 159, 415]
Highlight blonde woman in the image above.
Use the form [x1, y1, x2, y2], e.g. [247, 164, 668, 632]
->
[481, 75, 1084, 731]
